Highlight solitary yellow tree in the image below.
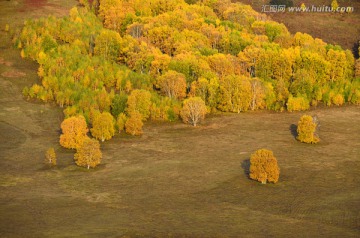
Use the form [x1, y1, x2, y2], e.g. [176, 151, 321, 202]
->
[74, 137, 102, 169]
[331, 0, 339, 12]
[300, 3, 306, 12]
[45, 147, 56, 166]
[297, 115, 320, 143]
[249, 149, 280, 184]
[180, 97, 207, 127]
[60, 116, 88, 149]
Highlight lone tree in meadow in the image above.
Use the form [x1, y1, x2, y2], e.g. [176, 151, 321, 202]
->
[297, 115, 320, 144]
[74, 137, 102, 169]
[180, 97, 207, 127]
[331, 0, 339, 12]
[45, 147, 56, 166]
[249, 149, 280, 184]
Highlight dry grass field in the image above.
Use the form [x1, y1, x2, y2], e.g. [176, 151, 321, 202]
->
[0, 0, 359, 237]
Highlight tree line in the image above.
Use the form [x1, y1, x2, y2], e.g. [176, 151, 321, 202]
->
[14, 0, 359, 168]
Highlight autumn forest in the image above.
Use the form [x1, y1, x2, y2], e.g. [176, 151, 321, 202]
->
[0, 0, 359, 236]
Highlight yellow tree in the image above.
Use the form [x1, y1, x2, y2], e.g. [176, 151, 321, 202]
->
[74, 137, 102, 169]
[94, 29, 122, 61]
[331, 0, 339, 12]
[297, 115, 320, 144]
[125, 111, 144, 135]
[116, 112, 128, 133]
[180, 97, 207, 127]
[91, 112, 115, 142]
[59, 116, 88, 149]
[45, 147, 56, 166]
[249, 149, 280, 184]
[218, 75, 252, 113]
[157, 70, 187, 100]
[126, 89, 152, 120]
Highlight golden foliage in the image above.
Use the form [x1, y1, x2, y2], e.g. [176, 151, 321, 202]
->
[45, 147, 56, 166]
[331, 94, 344, 106]
[158, 70, 187, 100]
[116, 113, 128, 133]
[297, 115, 319, 144]
[125, 111, 144, 135]
[59, 116, 88, 149]
[286, 95, 310, 112]
[126, 89, 152, 120]
[74, 137, 102, 169]
[180, 97, 207, 127]
[249, 149, 280, 184]
[90, 112, 115, 142]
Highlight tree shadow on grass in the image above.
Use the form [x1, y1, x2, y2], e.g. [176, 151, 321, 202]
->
[289, 124, 298, 139]
[241, 159, 250, 178]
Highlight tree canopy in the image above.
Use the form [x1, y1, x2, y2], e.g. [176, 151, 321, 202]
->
[17, 0, 359, 138]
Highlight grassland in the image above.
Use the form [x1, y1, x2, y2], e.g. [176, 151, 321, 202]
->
[0, 0, 359, 237]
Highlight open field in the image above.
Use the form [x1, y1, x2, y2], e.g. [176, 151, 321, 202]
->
[236, 0, 360, 54]
[1, 0, 360, 237]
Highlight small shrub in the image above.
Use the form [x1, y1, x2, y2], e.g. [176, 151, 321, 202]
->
[45, 147, 56, 166]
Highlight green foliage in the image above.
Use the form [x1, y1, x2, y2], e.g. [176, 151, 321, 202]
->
[111, 93, 128, 117]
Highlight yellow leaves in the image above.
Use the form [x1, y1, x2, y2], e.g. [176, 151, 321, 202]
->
[180, 97, 207, 127]
[74, 137, 102, 169]
[116, 113, 128, 133]
[126, 89, 152, 120]
[157, 70, 187, 100]
[91, 112, 115, 142]
[59, 116, 89, 149]
[286, 95, 310, 112]
[218, 75, 252, 113]
[331, 94, 344, 106]
[125, 111, 144, 135]
[297, 115, 319, 144]
[69, 7, 79, 21]
[99, 0, 135, 32]
[45, 147, 56, 166]
[249, 149, 280, 184]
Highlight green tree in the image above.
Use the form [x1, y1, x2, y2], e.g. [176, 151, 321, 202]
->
[249, 149, 280, 184]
